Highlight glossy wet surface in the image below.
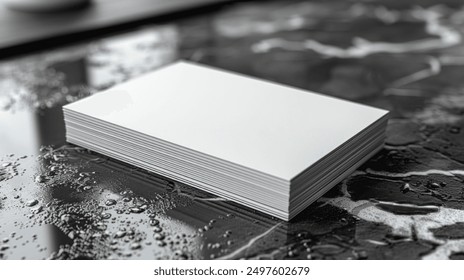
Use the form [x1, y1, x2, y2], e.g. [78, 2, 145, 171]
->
[1, 0, 464, 259]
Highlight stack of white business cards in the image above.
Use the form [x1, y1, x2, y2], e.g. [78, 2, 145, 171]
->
[63, 61, 388, 220]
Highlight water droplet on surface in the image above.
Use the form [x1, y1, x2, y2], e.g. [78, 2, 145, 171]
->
[149, 219, 159, 226]
[154, 233, 165, 240]
[114, 231, 126, 239]
[101, 213, 112, 219]
[287, 250, 298, 258]
[49, 165, 59, 172]
[25, 199, 39, 207]
[34, 175, 48, 183]
[130, 207, 144, 214]
[130, 243, 141, 250]
[31, 206, 43, 214]
[95, 222, 107, 231]
[400, 183, 412, 193]
[105, 199, 117, 206]
[60, 214, 75, 224]
[174, 250, 188, 259]
[68, 231, 77, 239]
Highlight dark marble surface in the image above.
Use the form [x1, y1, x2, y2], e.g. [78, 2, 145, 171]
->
[1, 0, 464, 260]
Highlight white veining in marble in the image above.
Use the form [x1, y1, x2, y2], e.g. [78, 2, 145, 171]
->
[217, 223, 281, 259]
[252, 6, 461, 58]
[365, 168, 464, 178]
[325, 169, 464, 259]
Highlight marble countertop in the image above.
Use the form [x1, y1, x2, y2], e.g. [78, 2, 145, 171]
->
[1, 0, 464, 260]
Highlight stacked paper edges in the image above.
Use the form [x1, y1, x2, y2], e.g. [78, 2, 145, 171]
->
[63, 61, 389, 221]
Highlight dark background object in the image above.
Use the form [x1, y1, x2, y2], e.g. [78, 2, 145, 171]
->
[0, 0, 230, 58]
[5, 0, 91, 13]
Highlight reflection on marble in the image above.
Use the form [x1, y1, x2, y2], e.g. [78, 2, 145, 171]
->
[1, 0, 464, 259]
[251, 5, 462, 57]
